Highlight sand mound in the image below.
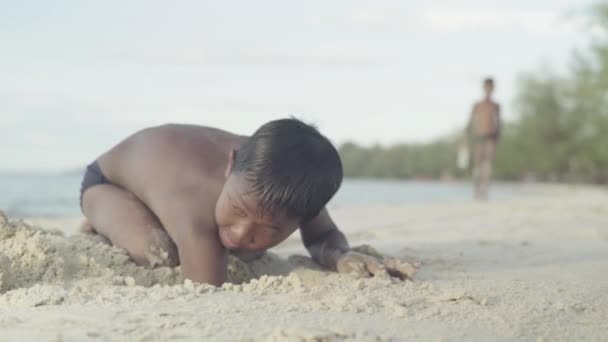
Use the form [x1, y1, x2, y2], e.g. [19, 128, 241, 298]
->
[0, 210, 330, 293]
[0, 210, 407, 298]
[0, 210, 181, 292]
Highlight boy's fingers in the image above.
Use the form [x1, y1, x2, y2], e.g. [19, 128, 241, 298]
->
[339, 253, 418, 281]
[359, 270, 372, 278]
[337, 257, 366, 274]
[364, 257, 390, 278]
[340, 263, 371, 278]
[384, 258, 417, 279]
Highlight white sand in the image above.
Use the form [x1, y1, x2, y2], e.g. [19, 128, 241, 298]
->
[1, 185, 608, 341]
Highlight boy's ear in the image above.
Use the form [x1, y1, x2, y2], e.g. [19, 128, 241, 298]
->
[225, 149, 237, 179]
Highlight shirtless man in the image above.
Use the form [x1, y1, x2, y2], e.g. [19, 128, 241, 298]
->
[80, 118, 414, 286]
[467, 78, 501, 200]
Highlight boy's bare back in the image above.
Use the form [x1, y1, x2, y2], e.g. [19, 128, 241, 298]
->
[98, 124, 245, 232]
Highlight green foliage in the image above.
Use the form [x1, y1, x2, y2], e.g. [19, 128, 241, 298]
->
[340, 138, 464, 180]
[340, 2, 608, 183]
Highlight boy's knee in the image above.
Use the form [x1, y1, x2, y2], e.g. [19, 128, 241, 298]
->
[145, 228, 179, 268]
[130, 227, 178, 268]
[79, 219, 112, 246]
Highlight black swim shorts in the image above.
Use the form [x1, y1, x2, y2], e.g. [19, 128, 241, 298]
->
[79, 161, 108, 210]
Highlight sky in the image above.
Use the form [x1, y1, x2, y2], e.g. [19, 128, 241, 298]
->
[0, 0, 598, 171]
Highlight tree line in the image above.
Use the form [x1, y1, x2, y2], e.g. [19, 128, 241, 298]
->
[339, 3, 608, 183]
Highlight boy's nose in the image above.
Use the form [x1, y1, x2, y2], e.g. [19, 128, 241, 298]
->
[231, 224, 253, 246]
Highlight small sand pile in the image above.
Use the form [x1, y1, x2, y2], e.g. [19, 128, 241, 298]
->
[0, 210, 181, 292]
[259, 328, 391, 342]
[0, 210, 326, 293]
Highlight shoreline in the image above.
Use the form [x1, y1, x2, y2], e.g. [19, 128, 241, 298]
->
[22, 182, 607, 236]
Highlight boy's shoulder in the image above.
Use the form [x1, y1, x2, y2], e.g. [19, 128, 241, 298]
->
[144, 123, 232, 136]
[136, 123, 247, 147]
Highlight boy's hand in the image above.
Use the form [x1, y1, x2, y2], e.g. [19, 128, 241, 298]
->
[336, 251, 417, 280]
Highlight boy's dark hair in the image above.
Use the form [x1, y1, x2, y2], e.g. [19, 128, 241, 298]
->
[484, 77, 494, 86]
[232, 118, 343, 222]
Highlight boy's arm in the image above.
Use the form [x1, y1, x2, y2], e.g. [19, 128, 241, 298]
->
[495, 103, 502, 138]
[175, 224, 228, 286]
[300, 208, 349, 269]
[160, 197, 228, 286]
[466, 103, 477, 137]
[301, 208, 415, 279]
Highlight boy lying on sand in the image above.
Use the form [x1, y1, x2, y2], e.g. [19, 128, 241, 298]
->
[80, 118, 415, 286]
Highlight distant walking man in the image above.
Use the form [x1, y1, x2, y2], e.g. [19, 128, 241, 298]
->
[467, 77, 501, 200]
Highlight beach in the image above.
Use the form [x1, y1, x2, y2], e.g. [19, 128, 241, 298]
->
[1, 184, 607, 341]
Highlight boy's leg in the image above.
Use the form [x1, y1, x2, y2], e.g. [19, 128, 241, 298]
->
[82, 184, 178, 268]
[79, 219, 111, 245]
[485, 141, 497, 195]
[472, 141, 484, 199]
[478, 160, 491, 200]
[477, 141, 497, 200]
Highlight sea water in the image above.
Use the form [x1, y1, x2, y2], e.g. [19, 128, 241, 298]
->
[0, 172, 522, 218]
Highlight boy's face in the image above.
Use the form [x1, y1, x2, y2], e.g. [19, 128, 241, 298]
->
[215, 174, 300, 252]
[484, 82, 494, 96]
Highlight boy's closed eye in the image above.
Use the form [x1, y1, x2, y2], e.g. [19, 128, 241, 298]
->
[266, 225, 281, 233]
[232, 205, 247, 218]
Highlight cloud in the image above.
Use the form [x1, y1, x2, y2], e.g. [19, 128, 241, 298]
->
[417, 7, 577, 34]
[350, 7, 390, 26]
[349, 6, 580, 35]
[113, 46, 379, 67]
